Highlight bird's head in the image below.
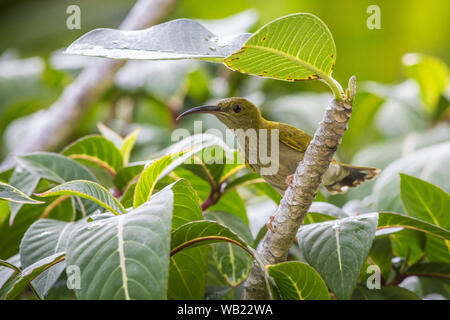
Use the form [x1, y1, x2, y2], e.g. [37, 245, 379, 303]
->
[176, 97, 262, 129]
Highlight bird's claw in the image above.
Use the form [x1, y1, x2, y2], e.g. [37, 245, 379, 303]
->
[266, 215, 275, 233]
[285, 174, 294, 186]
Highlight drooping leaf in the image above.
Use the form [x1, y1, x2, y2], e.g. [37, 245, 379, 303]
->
[0, 182, 43, 204]
[377, 212, 450, 241]
[225, 13, 336, 83]
[66, 183, 176, 299]
[19, 219, 84, 298]
[0, 254, 20, 290]
[267, 261, 330, 300]
[66, 19, 251, 63]
[5, 253, 65, 300]
[7, 168, 40, 225]
[62, 135, 124, 176]
[36, 180, 126, 215]
[297, 213, 378, 299]
[205, 211, 253, 286]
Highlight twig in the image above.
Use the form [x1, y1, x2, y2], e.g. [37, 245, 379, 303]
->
[242, 76, 356, 299]
[2, 0, 176, 169]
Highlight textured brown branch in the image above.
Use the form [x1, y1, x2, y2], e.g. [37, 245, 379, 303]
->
[242, 77, 356, 299]
[4, 0, 176, 166]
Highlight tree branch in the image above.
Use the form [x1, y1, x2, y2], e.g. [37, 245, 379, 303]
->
[242, 76, 357, 299]
[3, 0, 176, 168]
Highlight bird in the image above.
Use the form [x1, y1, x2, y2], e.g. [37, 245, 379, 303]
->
[177, 97, 380, 196]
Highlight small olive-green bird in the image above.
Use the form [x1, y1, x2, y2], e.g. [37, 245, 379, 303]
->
[177, 97, 380, 195]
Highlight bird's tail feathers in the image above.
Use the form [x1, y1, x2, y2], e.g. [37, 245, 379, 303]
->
[325, 164, 380, 194]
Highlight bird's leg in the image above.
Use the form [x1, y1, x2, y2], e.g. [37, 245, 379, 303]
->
[266, 215, 275, 233]
[285, 174, 294, 186]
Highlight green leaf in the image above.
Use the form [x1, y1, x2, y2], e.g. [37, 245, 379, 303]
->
[351, 284, 420, 300]
[36, 180, 126, 215]
[171, 220, 253, 258]
[0, 255, 20, 289]
[7, 168, 40, 225]
[19, 219, 83, 298]
[205, 211, 253, 286]
[377, 212, 450, 241]
[373, 141, 450, 213]
[62, 135, 124, 176]
[168, 246, 208, 300]
[406, 262, 450, 280]
[5, 253, 65, 300]
[209, 189, 248, 224]
[402, 53, 449, 113]
[367, 237, 392, 281]
[114, 162, 145, 193]
[400, 174, 449, 228]
[267, 261, 330, 300]
[97, 122, 123, 148]
[0, 182, 43, 204]
[225, 13, 337, 84]
[66, 19, 251, 63]
[15, 152, 100, 218]
[297, 213, 378, 299]
[400, 174, 450, 262]
[133, 153, 182, 208]
[120, 128, 139, 166]
[66, 183, 176, 299]
[167, 179, 208, 300]
[16, 152, 97, 184]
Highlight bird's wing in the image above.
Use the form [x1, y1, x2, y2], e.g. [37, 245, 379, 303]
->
[277, 123, 313, 152]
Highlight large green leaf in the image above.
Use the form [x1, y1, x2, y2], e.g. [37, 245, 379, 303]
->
[16, 152, 97, 184]
[167, 179, 208, 300]
[377, 212, 450, 240]
[225, 13, 337, 85]
[205, 211, 253, 286]
[133, 154, 181, 208]
[400, 174, 450, 262]
[15, 152, 100, 218]
[0, 254, 20, 290]
[36, 180, 126, 215]
[0, 182, 42, 204]
[66, 19, 251, 63]
[4, 253, 65, 300]
[373, 141, 450, 213]
[297, 213, 378, 299]
[66, 183, 176, 299]
[170, 220, 253, 257]
[7, 168, 40, 225]
[267, 261, 330, 300]
[62, 135, 124, 176]
[19, 219, 84, 298]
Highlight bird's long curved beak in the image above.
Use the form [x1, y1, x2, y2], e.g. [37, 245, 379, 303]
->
[176, 105, 221, 121]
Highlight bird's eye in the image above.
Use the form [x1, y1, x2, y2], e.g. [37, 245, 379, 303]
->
[233, 104, 241, 113]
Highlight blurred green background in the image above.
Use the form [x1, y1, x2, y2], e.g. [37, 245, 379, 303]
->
[1, 0, 448, 83]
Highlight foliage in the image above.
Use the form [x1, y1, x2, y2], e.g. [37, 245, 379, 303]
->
[0, 10, 449, 301]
